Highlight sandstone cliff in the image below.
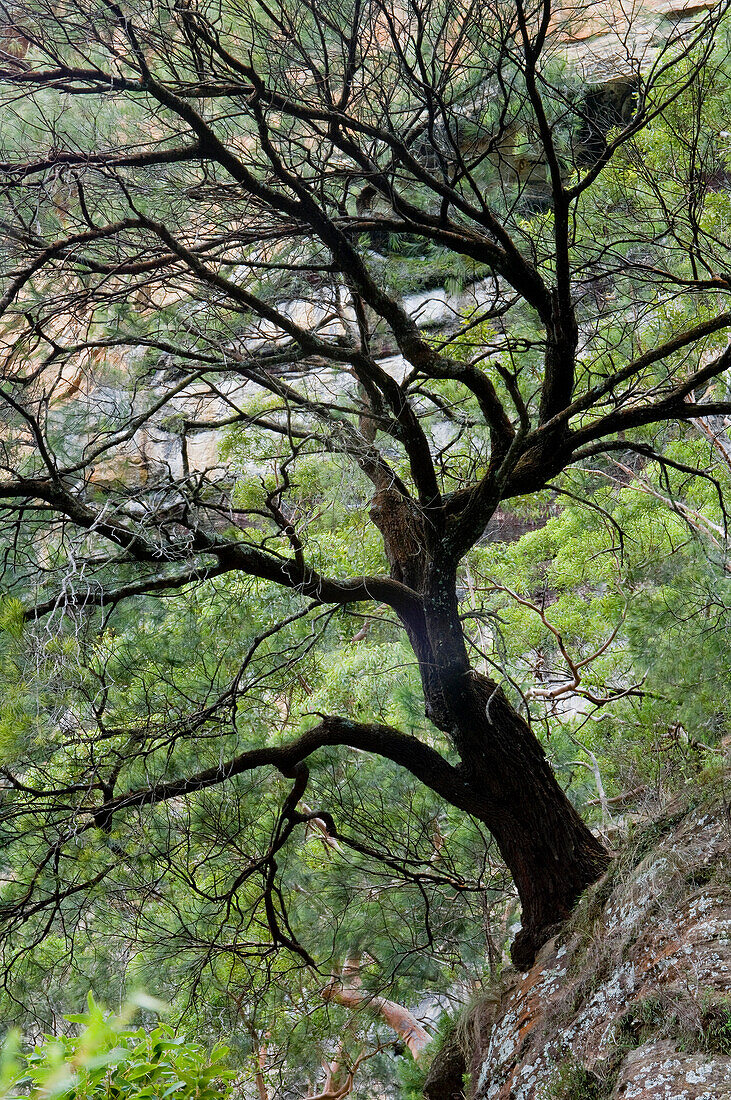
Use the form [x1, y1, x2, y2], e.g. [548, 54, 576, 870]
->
[424, 775, 731, 1100]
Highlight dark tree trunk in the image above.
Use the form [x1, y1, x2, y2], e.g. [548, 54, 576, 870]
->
[370, 488, 610, 969]
[446, 673, 609, 969]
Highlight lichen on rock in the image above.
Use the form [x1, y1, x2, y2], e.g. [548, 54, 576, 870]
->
[438, 786, 731, 1100]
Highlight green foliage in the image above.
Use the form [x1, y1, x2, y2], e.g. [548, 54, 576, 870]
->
[462, 448, 731, 813]
[0, 563, 490, 1081]
[0, 994, 234, 1100]
[2, 3, 731, 1098]
[699, 1000, 731, 1056]
[540, 1058, 613, 1100]
[0, 599, 24, 640]
[614, 992, 731, 1058]
[394, 1049, 427, 1100]
[396, 1013, 457, 1100]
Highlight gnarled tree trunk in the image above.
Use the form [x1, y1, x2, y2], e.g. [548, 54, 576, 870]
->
[371, 488, 610, 969]
[441, 671, 609, 968]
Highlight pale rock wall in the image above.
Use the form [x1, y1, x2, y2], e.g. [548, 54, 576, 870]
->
[468, 788, 731, 1100]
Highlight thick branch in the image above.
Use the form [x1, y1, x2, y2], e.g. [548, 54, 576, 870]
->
[91, 715, 483, 828]
[321, 983, 430, 1060]
[532, 313, 731, 444]
[0, 477, 421, 615]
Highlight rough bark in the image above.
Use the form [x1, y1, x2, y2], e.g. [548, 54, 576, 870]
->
[446, 673, 610, 969]
[371, 487, 610, 969]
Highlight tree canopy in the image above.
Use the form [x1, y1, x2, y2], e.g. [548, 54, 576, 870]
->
[2, 0, 731, 1094]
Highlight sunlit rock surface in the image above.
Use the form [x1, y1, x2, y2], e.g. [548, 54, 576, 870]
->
[469, 787, 731, 1099]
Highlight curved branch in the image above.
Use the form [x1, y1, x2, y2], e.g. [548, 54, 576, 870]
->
[0, 475, 421, 616]
[0, 142, 202, 179]
[23, 561, 234, 620]
[321, 981, 431, 1060]
[91, 715, 483, 828]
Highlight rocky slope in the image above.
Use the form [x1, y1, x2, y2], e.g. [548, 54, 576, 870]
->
[425, 774, 731, 1099]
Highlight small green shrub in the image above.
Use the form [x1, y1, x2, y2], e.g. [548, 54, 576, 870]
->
[396, 1012, 451, 1100]
[395, 1048, 427, 1100]
[700, 1000, 731, 1055]
[614, 990, 731, 1057]
[541, 1058, 613, 1100]
[618, 994, 664, 1038]
[0, 994, 235, 1100]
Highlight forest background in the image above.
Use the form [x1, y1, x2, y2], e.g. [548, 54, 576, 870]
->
[1, 0, 731, 1097]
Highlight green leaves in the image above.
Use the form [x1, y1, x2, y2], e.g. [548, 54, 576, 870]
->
[0, 599, 24, 640]
[0, 995, 235, 1100]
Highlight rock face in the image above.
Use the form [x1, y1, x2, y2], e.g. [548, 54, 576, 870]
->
[613, 1041, 731, 1099]
[555, 0, 718, 80]
[463, 787, 731, 1100]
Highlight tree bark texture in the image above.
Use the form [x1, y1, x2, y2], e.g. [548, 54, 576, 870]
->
[371, 488, 610, 969]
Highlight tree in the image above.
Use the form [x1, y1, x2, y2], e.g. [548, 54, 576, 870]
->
[1, 0, 730, 990]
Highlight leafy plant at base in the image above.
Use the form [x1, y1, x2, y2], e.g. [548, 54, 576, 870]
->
[0, 994, 234, 1100]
